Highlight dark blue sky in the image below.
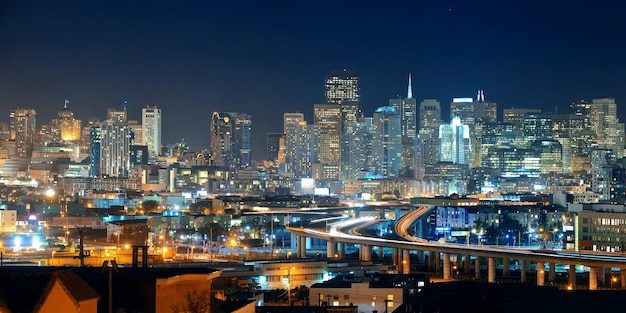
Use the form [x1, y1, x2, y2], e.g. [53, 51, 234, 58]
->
[1, 0, 625, 161]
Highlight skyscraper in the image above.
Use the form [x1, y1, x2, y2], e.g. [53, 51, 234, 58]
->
[324, 69, 360, 104]
[142, 106, 162, 158]
[98, 107, 132, 177]
[58, 99, 82, 142]
[439, 117, 471, 165]
[388, 74, 417, 174]
[266, 132, 284, 163]
[313, 104, 341, 180]
[209, 112, 252, 170]
[10, 108, 36, 158]
[283, 112, 312, 178]
[372, 106, 402, 178]
[591, 98, 625, 159]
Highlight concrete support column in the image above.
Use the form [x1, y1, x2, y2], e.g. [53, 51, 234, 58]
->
[291, 233, 297, 250]
[621, 269, 626, 289]
[377, 246, 384, 260]
[474, 256, 481, 280]
[520, 259, 527, 283]
[416, 250, 424, 264]
[402, 249, 410, 274]
[537, 262, 545, 286]
[599, 268, 606, 285]
[299, 235, 307, 258]
[443, 253, 451, 281]
[338, 243, 345, 259]
[568, 265, 576, 288]
[435, 252, 441, 272]
[488, 257, 496, 283]
[548, 263, 556, 282]
[361, 244, 371, 261]
[464, 255, 471, 274]
[502, 258, 510, 277]
[326, 239, 336, 258]
[428, 251, 435, 271]
[392, 248, 398, 266]
[589, 267, 598, 290]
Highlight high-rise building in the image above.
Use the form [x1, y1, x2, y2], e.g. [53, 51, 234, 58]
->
[591, 98, 624, 159]
[58, 99, 82, 142]
[340, 101, 362, 180]
[97, 107, 133, 177]
[10, 108, 36, 158]
[439, 117, 471, 165]
[209, 112, 252, 170]
[503, 108, 541, 132]
[266, 133, 284, 163]
[347, 117, 373, 179]
[372, 106, 402, 178]
[142, 106, 162, 158]
[283, 112, 308, 177]
[388, 74, 417, 174]
[523, 112, 553, 148]
[324, 69, 360, 104]
[419, 99, 442, 130]
[313, 104, 342, 180]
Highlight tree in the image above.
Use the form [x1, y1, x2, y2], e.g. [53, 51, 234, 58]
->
[141, 200, 160, 213]
[189, 200, 212, 214]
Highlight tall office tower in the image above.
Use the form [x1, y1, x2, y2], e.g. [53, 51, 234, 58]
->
[474, 90, 497, 123]
[209, 112, 252, 170]
[10, 108, 36, 158]
[89, 126, 101, 177]
[439, 117, 471, 165]
[266, 133, 284, 163]
[450, 97, 477, 166]
[348, 117, 373, 179]
[419, 99, 442, 130]
[568, 100, 595, 158]
[523, 112, 553, 148]
[283, 112, 306, 177]
[388, 74, 418, 174]
[81, 118, 100, 157]
[324, 69, 360, 104]
[340, 101, 362, 180]
[479, 123, 515, 166]
[503, 108, 541, 132]
[108, 105, 127, 123]
[98, 118, 133, 177]
[128, 120, 142, 145]
[232, 112, 252, 168]
[372, 106, 402, 178]
[58, 101, 82, 142]
[141, 106, 161, 158]
[313, 104, 342, 180]
[530, 139, 563, 174]
[591, 98, 625, 159]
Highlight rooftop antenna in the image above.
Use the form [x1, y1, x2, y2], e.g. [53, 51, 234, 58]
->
[64, 99, 69, 109]
[123, 100, 128, 111]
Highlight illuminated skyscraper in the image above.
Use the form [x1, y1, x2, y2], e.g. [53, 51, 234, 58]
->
[209, 112, 252, 170]
[522, 112, 553, 148]
[372, 106, 402, 178]
[266, 132, 283, 163]
[10, 108, 36, 158]
[591, 98, 624, 159]
[313, 104, 341, 180]
[97, 107, 133, 177]
[58, 99, 82, 142]
[503, 108, 541, 132]
[439, 117, 471, 165]
[283, 112, 312, 178]
[142, 106, 162, 158]
[324, 69, 360, 104]
[388, 74, 417, 174]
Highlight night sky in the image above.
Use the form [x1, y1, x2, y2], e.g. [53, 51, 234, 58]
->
[1, 0, 625, 162]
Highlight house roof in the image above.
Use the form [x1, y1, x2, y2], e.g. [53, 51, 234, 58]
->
[0, 269, 100, 312]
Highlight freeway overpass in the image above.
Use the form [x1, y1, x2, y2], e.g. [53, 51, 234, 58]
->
[286, 205, 626, 290]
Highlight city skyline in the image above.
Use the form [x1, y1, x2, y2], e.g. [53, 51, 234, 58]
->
[2, 1, 626, 161]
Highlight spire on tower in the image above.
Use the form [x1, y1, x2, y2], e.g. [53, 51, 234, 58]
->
[64, 99, 69, 109]
[123, 100, 128, 111]
[407, 74, 413, 99]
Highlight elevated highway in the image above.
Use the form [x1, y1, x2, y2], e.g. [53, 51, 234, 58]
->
[287, 205, 626, 290]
